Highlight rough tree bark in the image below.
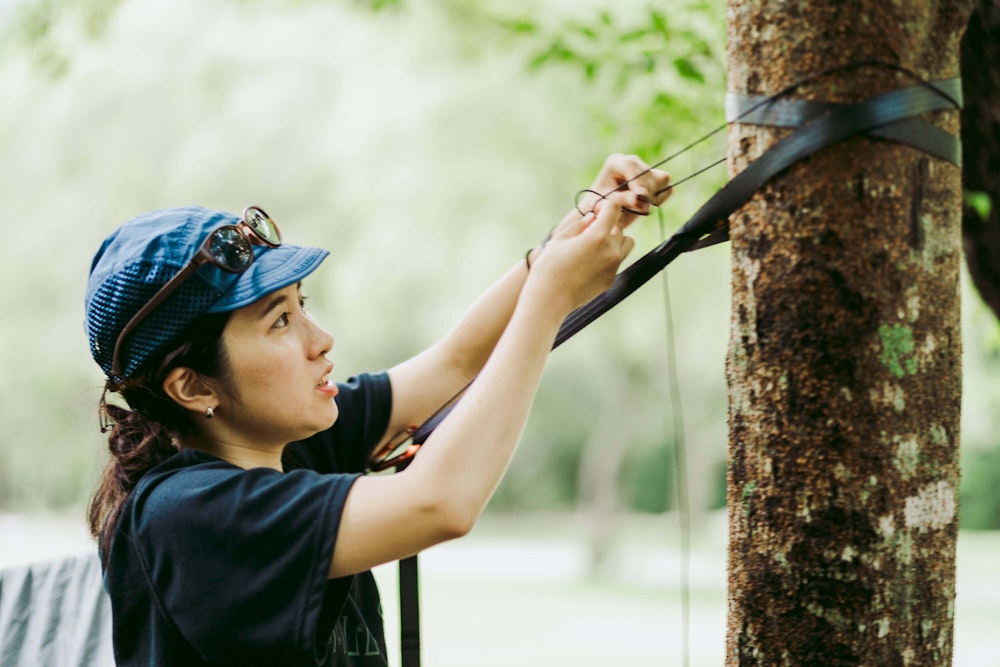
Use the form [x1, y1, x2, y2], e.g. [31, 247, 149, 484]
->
[725, 2, 974, 665]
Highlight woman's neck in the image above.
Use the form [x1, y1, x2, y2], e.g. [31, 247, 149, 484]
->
[179, 434, 285, 471]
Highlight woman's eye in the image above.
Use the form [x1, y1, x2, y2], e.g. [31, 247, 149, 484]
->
[299, 295, 309, 311]
[274, 312, 290, 328]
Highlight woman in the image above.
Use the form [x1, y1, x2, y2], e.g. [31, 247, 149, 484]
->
[85, 154, 671, 666]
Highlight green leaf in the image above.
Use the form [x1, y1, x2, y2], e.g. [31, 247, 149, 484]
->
[529, 41, 577, 69]
[654, 92, 676, 109]
[503, 19, 537, 34]
[528, 51, 552, 70]
[965, 190, 993, 222]
[369, 0, 402, 11]
[619, 28, 649, 43]
[650, 9, 668, 36]
[673, 56, 705, 83]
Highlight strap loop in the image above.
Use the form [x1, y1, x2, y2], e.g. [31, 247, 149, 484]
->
[551, 78, 963, 349]
[725, 78, 962, 166]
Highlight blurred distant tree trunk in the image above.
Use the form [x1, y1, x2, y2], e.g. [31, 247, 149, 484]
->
[725, 1, 973, 665]
[960, 0, 1000, 321]
[577, 373, 634, 578]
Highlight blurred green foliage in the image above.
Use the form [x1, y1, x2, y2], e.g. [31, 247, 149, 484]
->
[965, 190, 993, 222]
[1, 0, 997, 529]
[960, 444, 1000, 529]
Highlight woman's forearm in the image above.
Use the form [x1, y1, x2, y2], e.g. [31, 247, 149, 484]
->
[404, 282, 569, 528]
[332, 164, 672, 577]
[380, 228, 562, 444]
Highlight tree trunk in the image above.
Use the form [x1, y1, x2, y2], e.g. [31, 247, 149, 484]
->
[724, 2, 973, 665]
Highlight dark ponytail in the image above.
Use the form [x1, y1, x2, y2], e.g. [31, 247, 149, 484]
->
[89, 311, 232, 561]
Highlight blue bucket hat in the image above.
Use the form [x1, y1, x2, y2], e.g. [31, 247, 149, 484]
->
[85, 206, 328, 381]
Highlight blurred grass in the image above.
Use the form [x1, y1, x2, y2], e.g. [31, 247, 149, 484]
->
[377, 514, 1000, 667]
[6, 510, 995, 666]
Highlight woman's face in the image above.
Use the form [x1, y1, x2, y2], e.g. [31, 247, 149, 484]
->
[211, 282, 340, 448]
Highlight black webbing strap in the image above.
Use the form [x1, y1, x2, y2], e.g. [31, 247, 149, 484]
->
[395, 77, 962, 667]
[404, 77, 962, 446]
[550, 77, 961, 349]
[399, 554, 420, 667]
[725, 79, 962, 167]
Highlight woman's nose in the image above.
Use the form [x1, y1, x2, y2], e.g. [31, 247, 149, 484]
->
[307, 315, 334, 359]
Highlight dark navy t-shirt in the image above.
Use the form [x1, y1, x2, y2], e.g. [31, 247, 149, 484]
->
[103, 372, 393, 666]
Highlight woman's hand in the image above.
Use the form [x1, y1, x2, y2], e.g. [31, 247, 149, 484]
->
[528, 154, 672, 263]
[580, 153, 673, 227]
[523, 154, 673, 314]
[525, 191, 637, 316]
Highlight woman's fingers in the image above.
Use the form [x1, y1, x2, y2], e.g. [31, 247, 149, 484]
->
[530, 192, 638, 312]
[590, 191, 627, 235]
[590, 193, 638, 263]
[620, 232, 635, 259]
[650, 173, 674, 206]
[589, 153, 672, 218]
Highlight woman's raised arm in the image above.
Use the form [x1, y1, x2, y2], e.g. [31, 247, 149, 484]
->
[377, 154, 672, 456]
[330, 189, 656, 578]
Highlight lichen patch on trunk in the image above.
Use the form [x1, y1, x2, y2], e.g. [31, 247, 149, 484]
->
[878, 324, 919, 378]
[903, 481, 956, 533]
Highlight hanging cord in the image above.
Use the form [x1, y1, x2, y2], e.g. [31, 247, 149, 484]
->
[573, 58, 962, 217]
[658, 206, 690, 667]
[373, 125, 728, 473]
[376, 59, 962, 469]
[384, 58, 963, 667]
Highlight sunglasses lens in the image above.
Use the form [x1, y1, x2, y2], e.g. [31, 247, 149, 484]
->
[208, 227, 254, 271]
[243, 206, 281, 246]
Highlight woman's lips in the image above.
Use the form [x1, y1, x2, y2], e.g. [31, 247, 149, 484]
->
[316, 380, 339, 396]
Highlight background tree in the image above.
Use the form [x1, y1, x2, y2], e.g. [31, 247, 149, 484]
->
[725, 1, 973, 665]
[960, 0, 1000, 320]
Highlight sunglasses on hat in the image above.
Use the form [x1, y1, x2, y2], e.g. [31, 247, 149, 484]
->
[110, 206, 281, 380]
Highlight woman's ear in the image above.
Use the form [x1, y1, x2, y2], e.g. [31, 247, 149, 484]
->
[162, 367, 218, 414]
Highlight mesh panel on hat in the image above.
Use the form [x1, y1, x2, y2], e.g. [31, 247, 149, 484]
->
[88, 260, 225, 379]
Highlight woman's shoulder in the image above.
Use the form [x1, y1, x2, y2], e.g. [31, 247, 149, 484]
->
[129, 448, 358, 530]
[134, 448, 242, 495]
[127, 449, 250, 527]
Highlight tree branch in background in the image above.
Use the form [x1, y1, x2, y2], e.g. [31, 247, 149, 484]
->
[960, 0, 1000, 322]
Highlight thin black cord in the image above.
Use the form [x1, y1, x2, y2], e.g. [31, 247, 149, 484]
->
[665, 156, 727, 191]
[658, 207, 690, 667]
[414, 59, 961, 462]
[413, 60, 960, 461]
[574, 58, 960, 215]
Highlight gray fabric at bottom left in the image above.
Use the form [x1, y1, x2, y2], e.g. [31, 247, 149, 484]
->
[0, 553, 114, 667]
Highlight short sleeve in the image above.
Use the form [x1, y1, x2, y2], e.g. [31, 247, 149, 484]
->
[129, 454, 359, 664]
[284, 371, 393, 475]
